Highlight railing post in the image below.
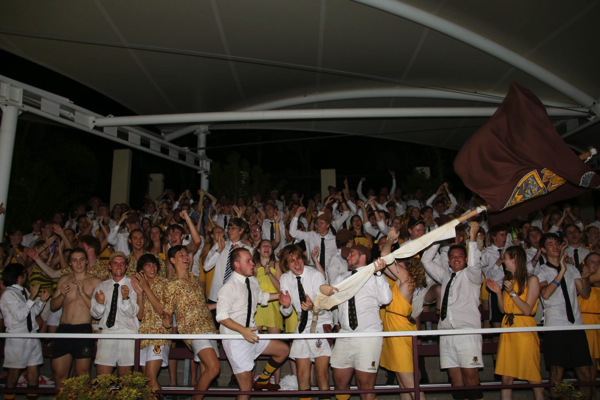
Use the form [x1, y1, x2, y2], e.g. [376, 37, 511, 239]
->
[134, 338, 140, 372]
[413, 335, 420, 399]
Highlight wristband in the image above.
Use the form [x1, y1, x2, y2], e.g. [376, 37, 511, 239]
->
[552, 279, 560, 287]
[510, 292, 518, 298]
[582, 287, 591, 291]
[531, 258, 539, 263]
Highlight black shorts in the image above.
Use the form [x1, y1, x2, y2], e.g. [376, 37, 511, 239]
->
[52, 323, 94, 360]
[544, 329, 592, 369]
[489, 292, 505, 324]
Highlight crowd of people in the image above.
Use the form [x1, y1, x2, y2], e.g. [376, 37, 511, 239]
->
[0, 170, 599, 400]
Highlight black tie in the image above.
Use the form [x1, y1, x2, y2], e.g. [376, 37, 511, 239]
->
[245, 278, 252, 328]
[320, 237, 326, 275]
[106, 283, 120, 328]
[348, 270, 359, 330]
[573, 249, 580, 269]
[548, 263, 575, 323]
[21, 289, 33, 333]
[440, 272, 456, 321]
[297, 276, 308, 332]
[224, 216, 229, 230]
[270, 221, 275, 241]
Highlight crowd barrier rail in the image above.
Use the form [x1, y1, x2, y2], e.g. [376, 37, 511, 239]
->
[0, 323, 599, 398]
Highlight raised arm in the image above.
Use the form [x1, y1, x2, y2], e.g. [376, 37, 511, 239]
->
[27, 248, 61, 279]
[181, 210, 201, 254]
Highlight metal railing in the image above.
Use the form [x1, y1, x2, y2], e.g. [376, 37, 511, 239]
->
[0, 323, 598, 397]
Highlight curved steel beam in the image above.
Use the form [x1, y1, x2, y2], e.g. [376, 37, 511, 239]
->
[162, 88, 578, 141]
[241, 87, 576, 110]
[95, 107, 587, 127]
[352, 0, 596, 108]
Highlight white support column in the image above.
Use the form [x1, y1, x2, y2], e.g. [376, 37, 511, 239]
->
[110, 149, 132, 208]
[0, 105, 20, 238]
[196, 126, 210, 190]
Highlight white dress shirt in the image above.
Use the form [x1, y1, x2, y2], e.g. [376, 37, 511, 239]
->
[261, 218, 287, 255]
[215, 214, 233, 231]
[333, 266, 392, 333]
[328, 250, 349, 288]
[481, 244, 505, 286]
[289, 217, 336, 282]
[216, 272, 270, 334]
[536, 263, 583, 326]
[0, 285, 46, 333]
[422, 242, 483, 330]
[91, 277, 139, 331]
[107, 226, 130, 255]
[425, 193, 458, 218]
[407, 199, 425, 209]
[204, 241, 254, 302]
[280, 267, 332, 332]
[22, 232, 42, 247]
[565, 245, 589, 269]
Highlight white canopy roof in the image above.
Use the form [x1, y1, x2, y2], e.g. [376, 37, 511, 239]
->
[0, 0, 598, 150]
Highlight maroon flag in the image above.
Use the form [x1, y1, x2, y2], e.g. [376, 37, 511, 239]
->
[454, 83, 598, 224]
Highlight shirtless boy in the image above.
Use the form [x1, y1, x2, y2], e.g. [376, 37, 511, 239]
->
[50, 248, 101, 389]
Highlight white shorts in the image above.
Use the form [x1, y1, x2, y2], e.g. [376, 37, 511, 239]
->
[140, 345, 170, 367]
[95, 329, 137, 367]
[330, 336, 382, 373]
[290, 326, 331, 361]
[223, 339, 270, 375]
[46, 308, 62, 327]
[190, 338, 219, 363]
[4, 337, 43, 369]
[440, 334, 483, 369]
